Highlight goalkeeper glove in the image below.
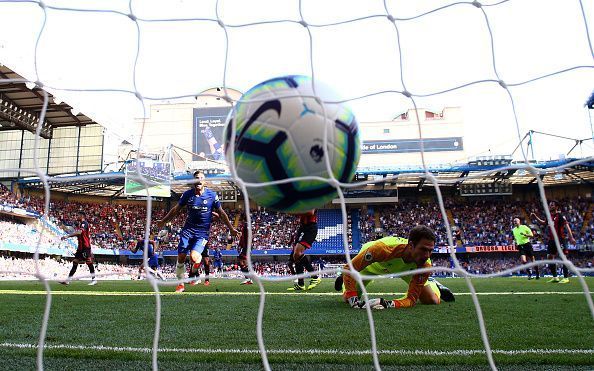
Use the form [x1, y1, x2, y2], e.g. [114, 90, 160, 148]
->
[366, 298, 395, 309]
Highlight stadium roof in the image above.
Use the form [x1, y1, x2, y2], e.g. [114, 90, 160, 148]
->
[18, 172, 126, 197]
[17, 157, 594, 198]
[354, 158, 594, 187]
[18, 171, 237, 198]
[0, 65, 100, 139]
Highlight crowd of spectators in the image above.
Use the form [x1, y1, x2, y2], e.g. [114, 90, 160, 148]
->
[248, 210, 298, 249]
[360, 197, 592, 248]
[0, 184, 44, 214]
[431, 255, 593, 276]
[447, 199, 526, 246]
[0, 255, 312, 280]
[3, 185, 281, 250]
[359, 200, 449, 245]
[0, 219, 55, 247]
[1, 185, 308, 252]
[1, 184, 593, 254]
[2, 254, 591, 280]
[0, 255, 136, 280]
[3, 183, 593, 282]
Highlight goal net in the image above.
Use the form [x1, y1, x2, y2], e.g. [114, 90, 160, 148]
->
[0, 1, 593, 370]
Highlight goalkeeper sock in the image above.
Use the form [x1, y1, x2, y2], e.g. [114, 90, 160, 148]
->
[535, 265, 540, 277]
[176, 263, 186, 280]
[68, 262, 78, 278]
[562, 265, 569, 278]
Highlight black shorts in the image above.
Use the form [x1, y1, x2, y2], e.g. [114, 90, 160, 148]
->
[201, 247, 210, 258]
[547, 239, 568, 255]
[74, 248, 94, 264]
[293, 223, 317, 249]
[517, 243, 534, 257]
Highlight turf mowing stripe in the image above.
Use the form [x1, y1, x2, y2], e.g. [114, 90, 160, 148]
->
[0, 342, 592, 356]
[0, 290, 592, 296]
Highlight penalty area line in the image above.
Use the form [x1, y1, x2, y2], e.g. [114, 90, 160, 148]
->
[0, 342, 592, 357]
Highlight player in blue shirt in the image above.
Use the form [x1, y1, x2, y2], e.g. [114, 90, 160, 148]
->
[212, 247, 224, 274]
[131, 235, 164, 280]
[157, 170, 238, 292]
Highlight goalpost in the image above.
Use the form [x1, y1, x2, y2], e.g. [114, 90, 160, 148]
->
[0, 1, 593, 370]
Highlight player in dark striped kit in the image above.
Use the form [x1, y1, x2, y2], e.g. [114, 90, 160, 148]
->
[237, 220, 253, 285]
[60, 211, 97, 286]
[287, 209, 321, 291]
[531, 201, 576, 283]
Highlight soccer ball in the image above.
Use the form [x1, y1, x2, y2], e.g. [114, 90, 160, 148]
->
[224, 75, 361, 213]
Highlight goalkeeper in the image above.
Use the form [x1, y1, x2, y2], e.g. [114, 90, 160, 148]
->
[336, 225, 454, 309]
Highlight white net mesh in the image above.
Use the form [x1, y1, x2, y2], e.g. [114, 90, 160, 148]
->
[0, 1, 593, 370]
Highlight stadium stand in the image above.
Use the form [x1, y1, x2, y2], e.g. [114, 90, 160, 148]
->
[315, 209, 344, 250]
[0, 220, 55, 247]
[1, 183, 594, 251]
[2, 180, 594, 284]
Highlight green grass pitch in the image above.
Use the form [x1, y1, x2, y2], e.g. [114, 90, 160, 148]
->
[0, 277, 592, 370]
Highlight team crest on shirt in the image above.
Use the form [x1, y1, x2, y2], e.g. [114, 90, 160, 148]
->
[203, 199, 208, 204]
[364, 252, 373, 262]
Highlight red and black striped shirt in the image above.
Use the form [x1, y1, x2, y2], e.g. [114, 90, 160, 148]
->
[239, 222, 249, 249]
[299, 210, 317, 225]
[77, 221, 91, 249]
[545, 212, 568, 240]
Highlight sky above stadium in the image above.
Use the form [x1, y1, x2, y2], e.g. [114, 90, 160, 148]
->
[0, 0, 593, 163]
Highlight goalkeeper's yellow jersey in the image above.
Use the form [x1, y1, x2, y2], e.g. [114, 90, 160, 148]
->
[343, 236, 432, 308]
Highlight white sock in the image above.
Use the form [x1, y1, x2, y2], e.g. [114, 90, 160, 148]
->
[176, 263, 186, 280]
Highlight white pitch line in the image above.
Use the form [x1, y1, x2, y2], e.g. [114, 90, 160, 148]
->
[0, 342, 592, 357]
[0, 290, 592, 296]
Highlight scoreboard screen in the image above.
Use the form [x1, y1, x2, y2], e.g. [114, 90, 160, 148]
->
[460, 182, 512, 196]
[125, 160, 171, 198]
